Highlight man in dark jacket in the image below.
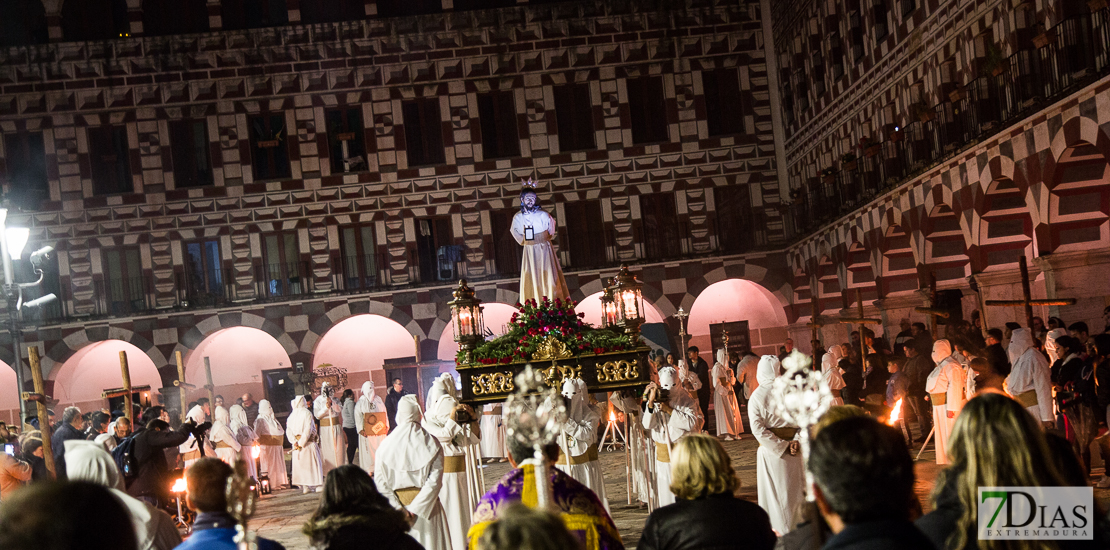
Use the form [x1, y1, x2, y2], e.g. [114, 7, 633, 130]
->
[687, 346, 711, 428]
[902, 340, 934, 442]
[50, 406, 86, 479]
[809, 416, 934, 550]
[384, 378, 407, 430]
[127, 408, 194, 506]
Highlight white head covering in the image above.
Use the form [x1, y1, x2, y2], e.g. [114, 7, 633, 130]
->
[213, 405, 230, 428]
[254, 399, 284, 436]
[1008, 329, 1035, 365]
[1044, 328, 1069, 363]
[361, 380, 374, 399]
[756, 355, 781, 386]
[931, 339, 953, 364]
[658, 366, 679, 391]
[426, 373, 456, 411]
[562, 378, 587, 419]
[828, 344, 846, 365]
[715, 348, 727, 366]
[377, 395, 439, 471]
[185, 403, 207, 424]
[820, 351, 837, 373]
[229, 404, 256, 441]
[286, 396, 315, 445]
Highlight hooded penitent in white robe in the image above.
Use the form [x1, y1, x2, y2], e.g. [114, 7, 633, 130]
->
[354, 380, 388, 475]
[675, 359, 703, 416]
[65, 440, 182, 550]
[94, 419, 125, 452]
[643, 366, 702, 507]
[555, 379, 610, 514]
[749, 355, 806, 535]
[1005, 328, 1054, 423]
[422, 373, 480, 550]
[612, 390, 651, 505]
[925, 339, 967, 465]
[821, 347, 847, 407]
[376, 395, 450, 550]
[313, 384, 346, 475]
[253, 399, 289, 489]
[510, 205, 570, 303]
[229, 404, 258, 479]
[287, 396, 324, 489]
[711, 348, 744, 438]
[209, 406, 241, 466]
[178, 404, 213, 467]
[479, 403, 506, 459]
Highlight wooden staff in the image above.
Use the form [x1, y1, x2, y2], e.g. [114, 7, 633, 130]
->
[27, 346, 56, 479]
[983, 256, 1075, 329]
[119, 351, 133, 425]
[203, 356, 215, 405]
[173, 350, 195, 421]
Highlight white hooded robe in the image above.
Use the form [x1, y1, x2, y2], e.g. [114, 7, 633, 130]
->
[1005, 328, 1054, 423]
[422, 373, 480, 550]
[749, 355, 806, 535]
[711, 348, 744, 437]
[479, 403, 506, 459]
[821, 347, 847, 407]
[313, 386, 346, 475]
[287, 396, 324, 488]
[643, 366, 702, 507]
[555, 378, 610, 513]
[612, 390, 651, 505]
[924, 339, 966, 465]
[354, 380, 388, 474]
[209, 406, 241, 466]
[177, 404, 213, 467]
[229, 404, 258, 479]
[253, 399, 289, 488]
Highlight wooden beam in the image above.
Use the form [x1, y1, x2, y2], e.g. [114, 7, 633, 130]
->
[914, 307, 951, 318]
[174, 350, 190, 419]
[119, 351, 133, 425]
[28, 346, 56, 479]
[984, 299, 1077, 307]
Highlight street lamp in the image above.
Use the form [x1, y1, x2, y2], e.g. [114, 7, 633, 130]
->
[0, 208, 55, 424]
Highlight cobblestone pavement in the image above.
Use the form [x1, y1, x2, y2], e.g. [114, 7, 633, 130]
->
[245, 431, 1107, 549]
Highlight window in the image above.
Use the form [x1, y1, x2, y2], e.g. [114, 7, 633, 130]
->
[564, 201, 609, 268]
[261, 232, 303, 297]
[184, 239, 224, 306]
[811, 49, 827, 97]
[639, 193, 681, 260]
[339, 225, 379, 290]
[248, 114, 291, 181]
[375, 0, 442, 17]
[782, 80, 795, 126]
[325, 108, 367, 173]
[3, 132, 49, 209]
[169, 120, 213, 188]
[715, 185, 753, 254]
[220, 0, 288, 31]
[477, 91, 521, 159]
[89, 126, 133, 196]
[62, 0, 128, 40]
[627, 77, 668, 144]
[0, 0, 47, 47]
[901, 0, 917, 17]
[402, 99, 446, 167]
[491, 210, 521, 276]
[102, 247, 146, 315]
[299, 0, 364, 24]
[703, 69, 745, 137]
[142, 0, 209, 36]
[553, 83, 596, 152]
[415, 217, 454, 283]
[829, 31, 845, 80]
[849, 8, 865, 61]
[873, 1, 889, 41]
[793, 67, 810, 113]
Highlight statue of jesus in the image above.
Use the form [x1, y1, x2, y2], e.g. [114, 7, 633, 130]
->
[511, 179, 570, 304]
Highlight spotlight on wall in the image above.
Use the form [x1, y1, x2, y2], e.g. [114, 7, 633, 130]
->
[23, 293, 57, 309]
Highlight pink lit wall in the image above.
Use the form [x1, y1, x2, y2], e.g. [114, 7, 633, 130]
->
[437, 303, 520, 361]
[48, 340, 162, 415]
[183, 327, 291, 403]
[687, 279, 790, 359]
[313, 314, 418, 398]
[1, 361, 17, 425]
[574, 292, 665, 327]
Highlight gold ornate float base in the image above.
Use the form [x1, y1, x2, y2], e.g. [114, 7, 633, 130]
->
[458, 346, 652, 404]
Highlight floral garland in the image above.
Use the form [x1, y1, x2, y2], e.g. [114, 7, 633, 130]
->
[460, 297, 638, 365]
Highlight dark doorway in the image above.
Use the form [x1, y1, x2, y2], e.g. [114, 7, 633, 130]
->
[415, 217, 455, 283]
[262, 368, 296, 423]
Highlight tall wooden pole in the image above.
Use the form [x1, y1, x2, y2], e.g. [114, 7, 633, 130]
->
[175, 351, 188, 418]
[857, 289, 867, 363]
[28, 346, 56, 479]
[1018, 256, 1034, 329]
[203, 356, 215, 405]
[119, 351, 133, 425]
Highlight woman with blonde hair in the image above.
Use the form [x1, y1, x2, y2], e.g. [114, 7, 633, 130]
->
[915, 392, 1100, 549]
[638, 433, 776, 550]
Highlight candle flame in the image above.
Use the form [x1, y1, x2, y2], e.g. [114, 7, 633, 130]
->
[171, 477, 187, 493]
[609, 410, 616, 422]
[252, 444, 261, 459]
[887, 398, 903, 426]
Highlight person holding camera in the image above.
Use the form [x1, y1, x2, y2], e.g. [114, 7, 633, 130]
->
[643, 366, 703, 507]
[422, 373, 480, 550]
[178, 398, 213, 468]
[128, 406, 196, 507]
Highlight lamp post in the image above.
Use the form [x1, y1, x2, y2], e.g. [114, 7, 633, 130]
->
[674, 307, 689, 359]
[448, 279, 484, 364]
[0, 208, 31, 423]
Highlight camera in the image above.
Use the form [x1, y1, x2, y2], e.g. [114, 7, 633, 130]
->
[657, 388, 671, 403]
[453, 404, 475, 424]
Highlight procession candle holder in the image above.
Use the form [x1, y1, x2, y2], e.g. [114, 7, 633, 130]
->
[449, 279, 485, 364]
[171, 477, 190, 529]
[770, 350, 833, 501]
[611, 265, 645, 337]
[600, 278, 618, 328]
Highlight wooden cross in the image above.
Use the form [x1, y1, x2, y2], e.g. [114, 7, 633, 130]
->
[172, 350, 195, 419]
[984, 256, 1075, 329]
[806, 293, 823, 359]
[119, 351, 133, 425]
[22, 346, 56, 479]
[914, 273, 949, 337]
[203, 356, 216, 406]
[837, 288, 882, 363]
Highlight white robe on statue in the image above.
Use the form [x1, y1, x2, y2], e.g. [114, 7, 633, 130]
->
[229, 404, 258, 479]
[711, 349, 744, 438]
[555, 379, 610, 514]
[287, 396, 324, 489]
[355, 380, 388, 475]
[253, 399, 289, 488]
[749, 355, 806, 535]
[925, 340, 966, 466]
[510, 207, 569, 303]
[479, 403, 506, 459]
[209, 406, 241, 466]
[612, 391, 651, 505]
[422, 374, 479, 550]
[1005, 328, 1054, 423]
[313, 388, 346, 475]
[821, 348, 846, 407]
[178, 404, 213, 467]
[643, 366, 702, 507]
[376, 395, 450, 550]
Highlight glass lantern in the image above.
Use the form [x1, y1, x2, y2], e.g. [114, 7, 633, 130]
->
[610, 265, 644, 336]
[448, 279, 485, 362]
[600, 278, 618, 328]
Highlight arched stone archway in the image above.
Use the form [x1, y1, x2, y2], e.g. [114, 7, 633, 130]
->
[297, 300, 420, 364]
[573, 291, 666, 327]
[687, 278, 791, 360]
[182, 326, 293, 406]
[48, 340, 162, 413]
[43, 326, 163, 381]
[311, 314, 421, 389]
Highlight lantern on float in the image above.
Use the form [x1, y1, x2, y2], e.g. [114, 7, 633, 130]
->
[600, 278, 618, 328]
[610, 265, 644, 336]
[449, 279, 485, 363]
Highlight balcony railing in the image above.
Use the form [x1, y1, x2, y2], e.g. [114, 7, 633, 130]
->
[785, 9, 1110, 238]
